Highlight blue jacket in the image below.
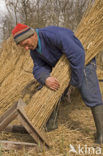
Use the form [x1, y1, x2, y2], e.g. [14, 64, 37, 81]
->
[30, 26, 85, 88]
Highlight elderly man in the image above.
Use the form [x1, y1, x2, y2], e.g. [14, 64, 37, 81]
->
[12, 23, 103, 144]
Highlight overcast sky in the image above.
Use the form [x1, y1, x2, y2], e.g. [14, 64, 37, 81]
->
[0, 0, 7, 15]
[0, 0, 7, 43]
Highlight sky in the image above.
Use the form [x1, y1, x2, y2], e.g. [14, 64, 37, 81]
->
[0, 0, 7, 15]
[0, 0, 7, 43]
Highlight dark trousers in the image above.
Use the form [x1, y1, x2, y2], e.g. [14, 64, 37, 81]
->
[79, 59, 103, 107]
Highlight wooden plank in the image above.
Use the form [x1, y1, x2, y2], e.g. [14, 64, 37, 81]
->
[0, 99, 26, 130]
[0, 140, 38, 152]
[17, 105, 50, 148]
[0, 109, 18, 131]
[0, 102, 18, 123]
[17, 99, 50, 148]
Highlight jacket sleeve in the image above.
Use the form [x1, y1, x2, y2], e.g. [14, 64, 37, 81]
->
[55, 31, 85, 88]
[30, 51, 52, 85]
[61, 34, 85, 88]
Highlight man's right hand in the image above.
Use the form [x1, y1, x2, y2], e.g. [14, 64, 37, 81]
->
[45, 77, 60, 91]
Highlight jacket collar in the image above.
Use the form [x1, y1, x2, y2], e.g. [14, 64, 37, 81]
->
[35, 29, 42, 54]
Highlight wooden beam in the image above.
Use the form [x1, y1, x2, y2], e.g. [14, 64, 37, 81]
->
[17, 104, 50, 148]
[0, 140, 38, 152]
[0, 103, 18, 131]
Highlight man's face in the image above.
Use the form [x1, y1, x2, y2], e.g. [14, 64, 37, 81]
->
[19, 32, 38, 50]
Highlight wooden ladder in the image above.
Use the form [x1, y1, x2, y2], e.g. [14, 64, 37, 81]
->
[0, 99, 50, 150]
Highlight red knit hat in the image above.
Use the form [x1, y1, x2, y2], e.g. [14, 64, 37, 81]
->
[12, 23, 34, 44]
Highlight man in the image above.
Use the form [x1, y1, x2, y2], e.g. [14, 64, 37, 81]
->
[12, 23, 103, 144]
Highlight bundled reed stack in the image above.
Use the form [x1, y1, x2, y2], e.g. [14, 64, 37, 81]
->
[75, 0, 103, 64]
[25, 0, 103, 130]
[0, 39, 39, 115]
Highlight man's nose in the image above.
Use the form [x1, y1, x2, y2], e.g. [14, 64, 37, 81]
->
[25, 46, 29, 50]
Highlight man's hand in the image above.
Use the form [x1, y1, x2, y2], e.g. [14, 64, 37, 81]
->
[45, 77, 60, 91]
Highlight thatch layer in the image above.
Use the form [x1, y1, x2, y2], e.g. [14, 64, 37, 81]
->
[0, 37, 38, 115]
[75, 0, 103, 64]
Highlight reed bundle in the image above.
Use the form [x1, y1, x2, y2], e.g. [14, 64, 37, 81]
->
[0, 39, 36, 115]
[97, 69, 103, 80]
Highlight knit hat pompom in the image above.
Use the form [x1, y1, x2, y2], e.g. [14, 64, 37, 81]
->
[12, 23, 34, 44]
